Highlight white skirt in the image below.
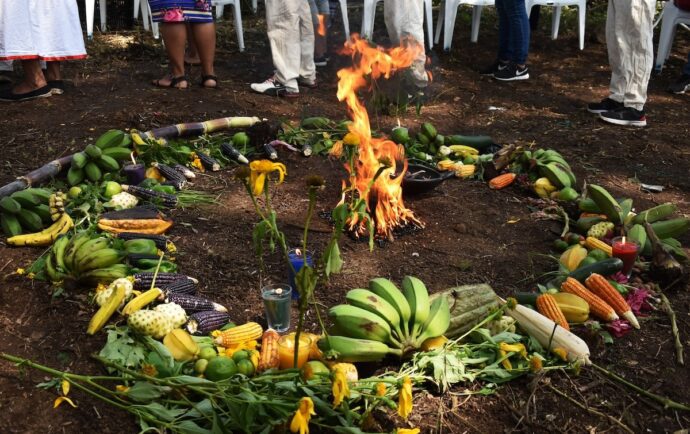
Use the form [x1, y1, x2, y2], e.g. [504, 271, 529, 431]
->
[0, 0, 87, 61]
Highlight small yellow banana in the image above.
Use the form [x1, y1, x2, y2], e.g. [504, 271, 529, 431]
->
[448, 145, 479, 158]
[533, 177, 557, 199]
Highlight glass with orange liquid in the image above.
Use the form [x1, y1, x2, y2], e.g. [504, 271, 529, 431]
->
[277, 333, 312, 369]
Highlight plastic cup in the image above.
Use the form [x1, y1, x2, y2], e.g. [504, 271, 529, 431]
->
[277, 333, 312, 369]
[611, 236, 640, 278]
[287, 249, 313, 300]
[261, 284, 292, 332]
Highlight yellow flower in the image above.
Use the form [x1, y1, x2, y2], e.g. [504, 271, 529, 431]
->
[329, 140, 343, 158]
[553, 347, 568, 361]
[529, 356, 543, 373]
[375, 382, 387, 397]
[343, 132, 360, 146]
[53, 380, 77, 409]
[190, 154, 204, 172]
[397, 429, 421, 434]
[27, 272, 36, 280]
[397, 376, 413, 420]
[115, 385, 130, 393]
[498, 342, 528, 370]
[249, 160, 287, 196]
[166, 242, 177, 253]
[290, 397, 315, 434]
[210, 330, 222, 338]
[15, 268, 25, 275]
[141, 363, 158, 377]
[332, 369, 350, 407]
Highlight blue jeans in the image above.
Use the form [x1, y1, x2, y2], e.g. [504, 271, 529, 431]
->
[684, 52, 690, 75]
[496, 0, 530, 65]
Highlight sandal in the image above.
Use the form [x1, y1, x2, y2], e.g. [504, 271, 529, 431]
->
[152, 75, 190, 89]
[200, 75, 218, 89]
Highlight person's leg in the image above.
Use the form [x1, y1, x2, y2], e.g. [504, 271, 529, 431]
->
[384, 0, 427, 87]
[606, 0, 625, 103]
[508, 0, 530, 66]
[529, 5, 540, 31]
[154, 23, 188, 88]
[44, 61, 61, 81]
[264, 0, 301, 92]
[495, 0, 512, 63]
[190, 22, 216, 87]
[185, 23, 200, 65]
[298, 0, 316, 83]
[14, 59, 47, 93]
[313, 0, 329, 61]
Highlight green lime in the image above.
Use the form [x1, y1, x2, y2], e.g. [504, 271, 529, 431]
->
[553, 239, 569, 252]
[194, 358, 209, 374]
[68, 186, 82, 199]
[558, 187, 579, 202]
[232, 132, 250, 147]
[577, 256, 598, 269]
[232, 350, 249, 363]
[236, 359, 255, 377]
[301, 360, 330, 381]
[587, 249, 609, 261]
[102, 181, 122, 198]
[565, 233, 584, 245]
[198, 347, 218, 360]
[204, 356, 237, 381]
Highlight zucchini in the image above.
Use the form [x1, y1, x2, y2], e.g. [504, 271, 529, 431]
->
[514, 292, 539, 306]
[567, 257, 624, 282]
[446, 135, 494, 152]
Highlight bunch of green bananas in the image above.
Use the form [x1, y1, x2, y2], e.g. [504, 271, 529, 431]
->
[46, 230, 130, 286]
[318, 276, 450, 362]
[68, 130, 132, 186]
[0, 188, 58, 237]
[528, 149, 577, 190]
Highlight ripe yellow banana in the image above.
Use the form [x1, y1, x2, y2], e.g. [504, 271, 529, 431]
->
[7, 213, 73, 247]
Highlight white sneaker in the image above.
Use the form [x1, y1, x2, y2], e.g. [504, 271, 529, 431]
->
[250, 75, 299, 98]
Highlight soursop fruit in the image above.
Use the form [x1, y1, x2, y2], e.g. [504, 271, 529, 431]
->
[128, 309, 173, 339]
[587, 221, 615, 239]
[154, 302, 187, 328]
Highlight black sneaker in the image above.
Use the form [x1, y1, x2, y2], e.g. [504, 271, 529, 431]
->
[314, 56, 329, 67]
[668, 73, 690, 94]
[480, 60, 509, 76]
[600, 106, 647, 127]
[587, 97, 624, 114]
[494, 64, 529, 81]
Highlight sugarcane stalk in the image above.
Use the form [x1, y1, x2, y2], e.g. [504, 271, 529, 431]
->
[0, 116, 262, 199]
[660, 293, 684, 366]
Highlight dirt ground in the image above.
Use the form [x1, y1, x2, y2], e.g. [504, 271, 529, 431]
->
[1, 2, 690, 433]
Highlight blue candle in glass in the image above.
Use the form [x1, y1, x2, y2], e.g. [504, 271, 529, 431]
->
[287, 249, 313, 300]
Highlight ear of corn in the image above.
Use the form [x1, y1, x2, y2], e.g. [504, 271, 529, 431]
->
[214, 322, 263, 347]
[257, 329, 280, 372]
[489, 173, 516, 190]
[122, 287, 163, 316]
[535, 294, 570, 331]
[87, 282, 127, 334]
[584, 237, 612, 257]
[561, 277, 618, 322]
[585, 273, 639, 329]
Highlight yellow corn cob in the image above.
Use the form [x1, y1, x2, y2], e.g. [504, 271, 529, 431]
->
[214, 322, 263, 347]
[448, 145, 479, 158]
[561, 277, 618, 322]
[584, 237, 612, 256]
[257, 329, 280, 372]
[456, 164, 476, 178]
[535, 294, 570, 331]
[436, 160, 457, 171]
[122, 287, 163, 316]
[585, 273, 639, 329]
[87, 282, 127, 334]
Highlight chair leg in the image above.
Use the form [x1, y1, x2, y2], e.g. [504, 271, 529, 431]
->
[234, 2, 245, 52]
[551, 6, 562, 40]
[99, 0, 107, 33]
[252, 0, 258, 14]
[443, 0, 458, 51]
[361, 0, 374, 38]
[216, 5, 224, 19]
[142, 0, 151, 31]
[86, 0, 95, 39]
[134, 0, 140, 20]
[425, 0, 434, 49]
[578, 3, 585, 50]
[435, 0, 445, 45]
[655, 3, 678, 71]
[471, 5, 483, 43]
[340, 0, 351, 40]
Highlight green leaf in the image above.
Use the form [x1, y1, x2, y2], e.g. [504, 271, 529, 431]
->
[133, 402, 187, 422]
[124, 382, 171, 403]
[174, 420, 213, 434]
[323, 240, 343, 277]
[98, 327, 147, 374]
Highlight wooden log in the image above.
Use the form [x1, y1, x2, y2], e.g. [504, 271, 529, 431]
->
[0, 116, 263, 199]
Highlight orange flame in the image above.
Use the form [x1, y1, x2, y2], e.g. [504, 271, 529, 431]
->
[317, 14, 326, 37]
[336, 35, 425, 239]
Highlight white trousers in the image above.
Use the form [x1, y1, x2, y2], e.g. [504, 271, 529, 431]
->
[265, 0, 316, 91]
[384, 0, 428, 87]
[605, 0, 655, 110]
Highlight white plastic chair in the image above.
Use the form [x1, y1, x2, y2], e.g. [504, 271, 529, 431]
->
[214, 0, 246, 52]
[360, 0, 434, 49]
[655, 0, 690, 71]
[85, 0, 107, 39]
[435, 0, 495, 50]
[525, 0, 586, 50]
